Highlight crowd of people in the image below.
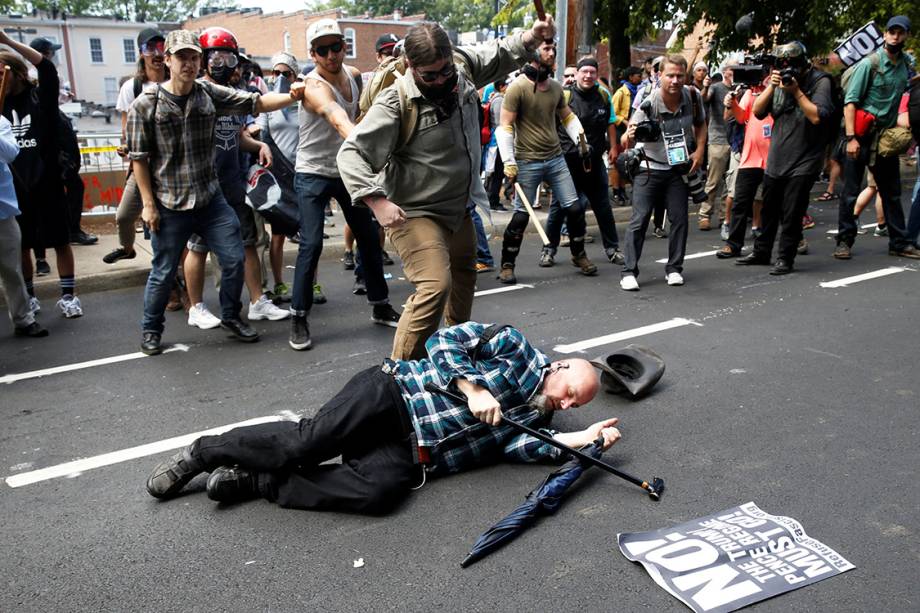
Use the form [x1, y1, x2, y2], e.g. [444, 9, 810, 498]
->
[1, 14, 918, 354]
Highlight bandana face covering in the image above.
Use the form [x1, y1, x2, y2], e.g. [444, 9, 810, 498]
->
[523, 64, 552, 82]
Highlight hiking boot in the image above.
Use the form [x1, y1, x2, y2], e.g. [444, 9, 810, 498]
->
[206, 466, 259, 503]
[102, 247, 136, 264]
[475, 262, 495, 273]
[342, 250, 355, 270]
[220, 318, 259, 343]
[889, 245, 920, 259]
[833, 243, 851, 260]
[289, 315, 311, 350]
[606, 248, 625, 265]
[188, 303, 221, 329]
[371, 303, 401, 328]
[146, 446, 204, 499]
[770, 259, 794, 275]
[140, 332, 162, 356]
[698, 217, 711, 231]
[15, 322, 49, 338]
[57, 295, 83, 318]
[497, 264, 516, 284]
[248, 295, 291, 321]
[571, 253, 598, 276]
[538, 249, 555, 267]
[312, 283, 327, 304]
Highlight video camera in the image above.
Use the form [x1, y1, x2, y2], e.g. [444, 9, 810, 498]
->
[727, 52, 775, 89]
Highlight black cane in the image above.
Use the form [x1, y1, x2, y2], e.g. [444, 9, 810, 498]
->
[424, 383, 664, 500]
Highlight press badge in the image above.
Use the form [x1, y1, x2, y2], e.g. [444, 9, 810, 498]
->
[762, 124, 772, 139]
[665, 132, 689, 166]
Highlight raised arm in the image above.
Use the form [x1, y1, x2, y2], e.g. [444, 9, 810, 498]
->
[302, 78, 355, 140]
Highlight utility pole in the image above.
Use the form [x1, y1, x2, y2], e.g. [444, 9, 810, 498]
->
[554, 0, 567, 80]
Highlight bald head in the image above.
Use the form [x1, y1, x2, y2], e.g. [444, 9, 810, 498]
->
[541, 358, 599, 411]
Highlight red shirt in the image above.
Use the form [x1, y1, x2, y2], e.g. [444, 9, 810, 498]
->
[737, 89, 774, 170]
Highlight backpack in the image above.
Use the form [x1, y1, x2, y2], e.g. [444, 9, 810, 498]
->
[133, 76, 143, 99]
[57, 111, 81, 174]
[814, 70, 843, 146]
[480, 99, 492, 146]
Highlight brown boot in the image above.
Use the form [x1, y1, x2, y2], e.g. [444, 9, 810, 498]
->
[497, 264, 516, 285]
[698, 217, 711, 231]
[571, 253, 598, 276]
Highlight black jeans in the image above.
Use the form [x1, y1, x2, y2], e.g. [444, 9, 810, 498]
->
[752, 173, 816, 264]
[837, 137, 910, 250]
[546, 153, 620, 253]
[725, 168, 764, 253]
[63, 169, 85, 235]
[195, 367, 418, 514]
[622, 169, 689, 277]
[487, 150, 506, 209]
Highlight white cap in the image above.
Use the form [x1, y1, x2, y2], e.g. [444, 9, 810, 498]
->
[307, 18, 344, 49]
[270, 51, 299, 74]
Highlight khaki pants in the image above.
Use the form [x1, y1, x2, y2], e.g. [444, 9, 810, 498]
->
[388, 214, 477, 361]
[700, 143, 731, 220]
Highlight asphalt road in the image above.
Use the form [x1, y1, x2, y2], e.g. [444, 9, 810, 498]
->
[1, 195, 918, 612]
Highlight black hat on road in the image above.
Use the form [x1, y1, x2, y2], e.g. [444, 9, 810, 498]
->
[591, 345, 666, 399]
[29, 37, 62, 54]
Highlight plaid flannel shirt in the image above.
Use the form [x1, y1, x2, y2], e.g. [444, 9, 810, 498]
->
[126, 80, 259, 211]
[387, 322, 563, 475]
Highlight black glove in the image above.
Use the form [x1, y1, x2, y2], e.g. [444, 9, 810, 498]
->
[580, 143, 594, 159]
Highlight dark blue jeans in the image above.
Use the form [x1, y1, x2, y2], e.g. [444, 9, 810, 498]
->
[470, 206, 494, 266]
[292, 173, 388, 315]
[142, 192, 243, 334]
[547, 153, 620, 253]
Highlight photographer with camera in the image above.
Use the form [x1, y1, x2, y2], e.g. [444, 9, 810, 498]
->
[737, 42, 835, 275]
[834, 16, 919, 260]
[618, 55, 706, 291]
[700, 65, 734, 233]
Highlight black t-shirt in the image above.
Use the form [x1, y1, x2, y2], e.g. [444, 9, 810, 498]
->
[764, 69, 834, 178]
[159, 87, 189, 111]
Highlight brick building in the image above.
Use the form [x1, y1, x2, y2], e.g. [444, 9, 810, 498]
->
[182, 8, 424, 73]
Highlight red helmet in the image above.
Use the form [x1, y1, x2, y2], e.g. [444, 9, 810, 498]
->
[198, 27, 238, 52]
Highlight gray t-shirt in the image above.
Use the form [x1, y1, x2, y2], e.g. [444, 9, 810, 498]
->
[763, 69, 834, 178]
[706, 81, 730, 145]
[631, 86, 706, 171]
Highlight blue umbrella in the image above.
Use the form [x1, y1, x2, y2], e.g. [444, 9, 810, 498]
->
[460, 437, 606, 568]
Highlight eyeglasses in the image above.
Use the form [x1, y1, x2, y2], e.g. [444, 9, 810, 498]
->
[416, 63, 456, 83]
[272, 69, 293, 80]
[140, 41, 165, 56]
[313, 41, 344, 57]
[207, 51, 239, 69]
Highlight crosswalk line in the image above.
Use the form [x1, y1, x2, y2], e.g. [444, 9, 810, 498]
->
[553, 317, 702, 354]
[819, 266, 910, 288]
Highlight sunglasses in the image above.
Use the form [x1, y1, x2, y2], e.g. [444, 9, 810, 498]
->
[272, 69, 293, 79]
[141, 40, 165, 56]
[314, 41, 344, 57]
[207, 51, 238, 68]
[416, 63, 456, 83]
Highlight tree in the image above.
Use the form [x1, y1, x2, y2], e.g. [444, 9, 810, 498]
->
[594, 0, 678, 79]
[16, 0, 240, 22]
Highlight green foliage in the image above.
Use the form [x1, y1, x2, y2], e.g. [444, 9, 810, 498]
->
[13, 0, 240, 22]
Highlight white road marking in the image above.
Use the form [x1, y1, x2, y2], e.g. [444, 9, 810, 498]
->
[819, 267, 909, 288]
[553, 317, 702, 354]
[656, 250, 719, 264]
[0, 344, 191, 385]
[4, 412, 300, 488]
[474, 284, 534, 297]
[826, 223, 878, 235]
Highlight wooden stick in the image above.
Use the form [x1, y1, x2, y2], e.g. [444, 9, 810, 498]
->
[514, 181, 550, 247]
[533, 0, 547, 22]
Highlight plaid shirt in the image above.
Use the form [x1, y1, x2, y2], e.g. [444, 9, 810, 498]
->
[126, 80, 259, 211]
[387, 322, 562, 475]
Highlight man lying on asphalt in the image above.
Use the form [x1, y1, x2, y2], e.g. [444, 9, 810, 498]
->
[145, 321, 622, 514]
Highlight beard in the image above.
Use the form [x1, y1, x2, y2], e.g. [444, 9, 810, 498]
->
[528, 393, 553, 416]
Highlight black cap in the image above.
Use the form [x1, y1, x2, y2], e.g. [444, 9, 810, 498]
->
[886, 15, 911, 32]
[137, 27, 165, 49]
[29, 37, 62, 54]
[375, 33, 400, 53]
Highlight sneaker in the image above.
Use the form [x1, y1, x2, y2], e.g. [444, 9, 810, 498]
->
[720, 223, 730, 241]
[102, 247, 136, 264]
[146, 446, 204, 499]
[620, 275, 639, 291]
[751, 227, 762, 240]
[832, 243, 851, 260]
[857, 225, 868, 235]
[28, 296, 41, 314]
[352, 278, 367, 295]
[57, 295, 83, 318]
[584, 234, 594, 244]
[312, 283, 327, 304]
[372, 303, 401, 328]
[497, 264, 516, 284]
[698, 218, 711, 231]
[220, 318, 260, 342]
[653, 226, 668, 239]
[559, 235, 570, 247]
[382, 250, 395, 266]
[802, 215, 815, 230]
[666, 272, 684, 286]
[249, 295, 291, 321]
[14, 322, 48, 338]
[35, 259, 51, 276]
[538, 249, 555, 267]
[571, 253, 598, 276]
[140, 331, 162, 356]
[889, 245, 920, 259]
[475, 262, 495, 273]
[289, 315, 312, 350]
[606, 248, 625, 265]
[874, 224, 888, 237]
[188, 303, 221, 329]
[206, 466, 259, 503]
[273, 282, 291, 302]
[342, 250, 356, 270]
[797, 238, 809, 255]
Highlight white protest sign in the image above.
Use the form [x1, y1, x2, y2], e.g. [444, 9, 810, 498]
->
[834, 22, 883, 67]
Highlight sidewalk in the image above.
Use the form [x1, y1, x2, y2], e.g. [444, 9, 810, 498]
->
[21, 199, 636, 302]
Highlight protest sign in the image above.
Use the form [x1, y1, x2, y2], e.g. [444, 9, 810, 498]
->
[835, 22, 884, 67]
[618, 502, 854, 612]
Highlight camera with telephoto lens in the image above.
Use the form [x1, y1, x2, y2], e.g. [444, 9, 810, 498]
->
[634, 119, 662, 142]
[682, 169, 707, 204]
[615, 147, 647, 182]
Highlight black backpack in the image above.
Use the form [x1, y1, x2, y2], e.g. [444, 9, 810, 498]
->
[57, 111, 81, 174]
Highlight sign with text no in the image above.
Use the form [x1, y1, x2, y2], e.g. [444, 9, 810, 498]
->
[834, 22, 883, 67]
[618, 502, 855, 612]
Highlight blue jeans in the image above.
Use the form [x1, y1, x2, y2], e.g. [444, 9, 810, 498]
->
[470, 206, 494, 266]
[546, 152, 620, 253]
[908, 154, 920, 247]
[143, 192, 244, 334]
[292, 173, 388, 315]
[514, 155, 579, 213]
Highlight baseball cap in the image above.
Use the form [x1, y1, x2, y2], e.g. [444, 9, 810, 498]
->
[29, 37, 62, 54]
[137, 28, 165, 49]
[375, 33, 400, 53]
[886, 15, 911, 32]
[307, 18, 344, 48]
[165, 30, 201, 55]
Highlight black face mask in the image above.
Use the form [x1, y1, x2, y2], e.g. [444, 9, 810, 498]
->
[885, 41, 904, 54]
[209, 65, 233, 85]
[522, 64, 552, 82]
[417, 71, 458, 103]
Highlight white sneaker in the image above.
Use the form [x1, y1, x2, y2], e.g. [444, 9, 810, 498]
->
[620, 275, 639, 291]
[188, 302, 221, 329]
[56, 295, 83, 318]
[666, 272, 684, 286]
[28, 296, 41, 314]
[248, 295, 291, 321]
[720, 223, 730, 241]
